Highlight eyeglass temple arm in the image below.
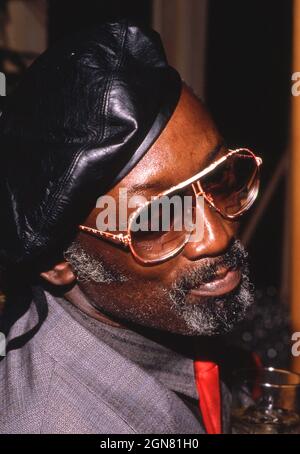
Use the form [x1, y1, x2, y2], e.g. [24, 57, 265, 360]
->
[78, 225, 130, 248]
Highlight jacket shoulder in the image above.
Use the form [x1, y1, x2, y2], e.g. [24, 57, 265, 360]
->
[0, 343, 135, 434]
[40, 362, 137, 434]
[0, 342, 55, 434]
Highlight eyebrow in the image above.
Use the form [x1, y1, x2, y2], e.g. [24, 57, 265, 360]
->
[128, 141, 225, 196]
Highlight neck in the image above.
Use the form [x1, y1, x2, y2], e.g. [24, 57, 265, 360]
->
[64, 284, 125, 329]
[63, 284, 213, 359]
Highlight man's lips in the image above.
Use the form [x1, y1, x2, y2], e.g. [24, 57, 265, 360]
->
[188, 268, 242, 297]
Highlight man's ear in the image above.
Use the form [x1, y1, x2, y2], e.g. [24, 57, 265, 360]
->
[40, 261, 76, 286]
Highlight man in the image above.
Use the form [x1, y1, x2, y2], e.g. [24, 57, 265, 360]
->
[0, 21, 261, 434]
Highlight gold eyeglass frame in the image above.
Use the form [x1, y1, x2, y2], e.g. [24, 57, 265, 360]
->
[79, 148, 262, 265]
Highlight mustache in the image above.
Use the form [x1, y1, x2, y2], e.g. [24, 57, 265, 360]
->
[173, 239, 249, 292]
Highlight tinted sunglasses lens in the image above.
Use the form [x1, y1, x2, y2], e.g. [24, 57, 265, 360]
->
[129, 190, 195, 263]
[200, 150, 259, 217]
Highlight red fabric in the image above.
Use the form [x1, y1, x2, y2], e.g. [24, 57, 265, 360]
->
[252, 352, 263, 370]
[251, 352, 263, 401]
[194, 360, 222, 434]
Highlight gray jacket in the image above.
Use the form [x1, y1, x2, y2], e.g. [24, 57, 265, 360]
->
[0, 289, 232, 434]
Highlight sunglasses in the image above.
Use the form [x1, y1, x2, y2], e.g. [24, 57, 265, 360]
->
[79, 148, 262, 266]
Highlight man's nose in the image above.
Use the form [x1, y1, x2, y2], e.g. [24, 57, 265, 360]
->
[182, 199, 238, 260]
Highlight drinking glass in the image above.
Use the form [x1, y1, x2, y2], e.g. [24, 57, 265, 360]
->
[231, 367, 300, 434]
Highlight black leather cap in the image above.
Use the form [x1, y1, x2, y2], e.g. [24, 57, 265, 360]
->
[0, 20, 181, 268]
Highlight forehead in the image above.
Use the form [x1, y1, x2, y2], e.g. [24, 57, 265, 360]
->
[110, 84, 223, 197]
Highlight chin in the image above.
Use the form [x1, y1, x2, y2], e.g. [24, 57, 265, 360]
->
[169, 277, 255, 337]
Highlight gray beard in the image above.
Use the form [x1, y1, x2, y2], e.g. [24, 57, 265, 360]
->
[64, 238, 254, 337]
[167, 239, 255, 336]
[64, 242, 128, 284]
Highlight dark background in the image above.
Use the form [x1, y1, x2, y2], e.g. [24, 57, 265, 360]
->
[48, 0, 152, 44]
[206, 0, 292, 289]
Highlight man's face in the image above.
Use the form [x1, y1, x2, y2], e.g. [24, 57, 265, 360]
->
[65, 85, 254, 336]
